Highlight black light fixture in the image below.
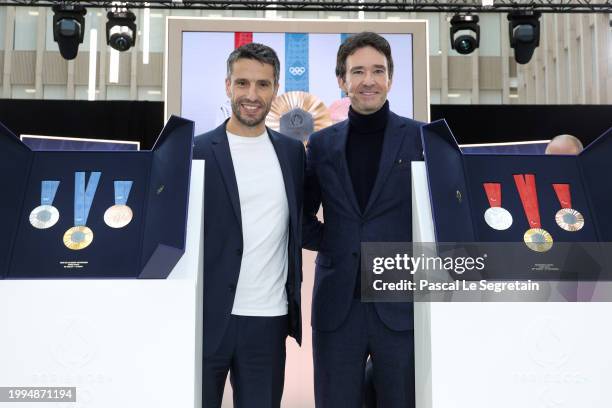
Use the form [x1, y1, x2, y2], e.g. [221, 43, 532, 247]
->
[52, 4, 87, 60]
[508, 11, 541, 64]
[106, 9, 137, 52]
[450, 14, 480, 55]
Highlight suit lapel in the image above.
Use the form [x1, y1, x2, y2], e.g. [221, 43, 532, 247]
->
[363, 112, 406, 216]
[269, 129, 297, 235]
[211, 127, 242, 230]
[332, 121, 362, 216]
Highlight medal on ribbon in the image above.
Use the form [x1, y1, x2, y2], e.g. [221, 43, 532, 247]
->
[29, 180, 60, 229]
[552, 183, 584, 232]
[513, 174, 553, 252]
[63, 172, 100, 250]
[104, 180, 134, 229]
[266, 91, 332, 144]
[482, 182, 513, 230]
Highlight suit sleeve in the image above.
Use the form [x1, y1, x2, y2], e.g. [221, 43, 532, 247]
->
[302, 136, 324, 251]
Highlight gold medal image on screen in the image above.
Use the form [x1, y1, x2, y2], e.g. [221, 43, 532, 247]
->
[64, 171, 101, 251]
[104, 180, 134, 228]
[29, 180, 61, 229]
[266, 91, 332, 144]
[552, 183, 584, 232]
[514, 174, 553, 252]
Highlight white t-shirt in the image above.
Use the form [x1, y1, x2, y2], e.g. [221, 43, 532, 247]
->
[227, 130, 289, 316]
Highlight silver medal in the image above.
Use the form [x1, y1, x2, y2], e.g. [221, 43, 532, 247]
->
[484, 207, 513, 231]
[29, 205, 60, 229]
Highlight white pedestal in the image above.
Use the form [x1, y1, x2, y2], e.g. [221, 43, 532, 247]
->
[412, 161, 612, 408]
[0, 161, 205, 408]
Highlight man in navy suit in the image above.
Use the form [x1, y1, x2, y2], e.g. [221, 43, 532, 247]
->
[193, 43, 304, 408]
[303, 32, 423, 408]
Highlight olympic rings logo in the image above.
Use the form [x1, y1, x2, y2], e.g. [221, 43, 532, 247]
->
[289, 66, 306, 76]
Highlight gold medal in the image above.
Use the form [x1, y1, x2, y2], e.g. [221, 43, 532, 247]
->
[523, 228, 553, 252]
[555, 208, 584, 232]
[63, 226, 94, 250]
[104, 204, 133, 228]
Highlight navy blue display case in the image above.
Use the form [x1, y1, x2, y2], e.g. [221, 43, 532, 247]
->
[421, 120, 612, 280]
[0, 116, 194, 279]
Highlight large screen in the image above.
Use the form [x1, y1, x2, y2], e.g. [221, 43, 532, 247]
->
[181, 31, 415, 135]
[165, 18, 430, 133]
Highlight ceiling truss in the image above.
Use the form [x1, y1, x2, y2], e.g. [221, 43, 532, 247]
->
[1, 0, 611, 13]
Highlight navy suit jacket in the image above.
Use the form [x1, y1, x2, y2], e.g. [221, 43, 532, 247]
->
[304, 110, 423, 332]
[193, 122, 304, 357]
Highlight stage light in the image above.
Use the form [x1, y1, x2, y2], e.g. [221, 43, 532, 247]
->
[508, 11, 541, 64]
[106, 10, 137, 52]
[52, 4, 87, 60]
[450, 14, 480, 55]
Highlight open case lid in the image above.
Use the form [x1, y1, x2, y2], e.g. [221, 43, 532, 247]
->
[421, 120, 475, 242]
[0, 122, 33, 278]
[140, 115, 194, 278]
[578, 127, 612, 242]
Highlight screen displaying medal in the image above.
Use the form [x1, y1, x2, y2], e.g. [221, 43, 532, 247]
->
[29, 180, 60, 229]
[514, 174, 553, 252]
[63, 172, 101, 250]
[482, 182, 512, 230]
[104, 180, 134, 228]
[552, 183, 584, 232]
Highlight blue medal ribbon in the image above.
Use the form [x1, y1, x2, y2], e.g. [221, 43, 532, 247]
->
[285, 33, 309, 92]
[114, 181, 133, 206]
[74, 172, 101, 226]
[41, 181, 60, 206]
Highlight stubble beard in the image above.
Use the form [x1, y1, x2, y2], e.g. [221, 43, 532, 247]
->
[231, 98, 271, 128]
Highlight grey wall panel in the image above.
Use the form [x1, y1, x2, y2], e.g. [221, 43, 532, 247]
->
[11, 51, 35, 84]
[448, 56, 471, 90]
[478, 57, 502, 90]
[42, 52, 68, 84]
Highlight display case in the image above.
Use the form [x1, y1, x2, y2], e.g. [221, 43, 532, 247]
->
[0, 116, 194, 279]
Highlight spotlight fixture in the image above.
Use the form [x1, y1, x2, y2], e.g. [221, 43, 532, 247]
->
[106, 10, 137, 52]
[450, 14, 480, 55]
[52, 4, 87, 60]
[508, 11, 541, 64]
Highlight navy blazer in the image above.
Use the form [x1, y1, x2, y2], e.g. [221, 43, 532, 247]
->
[304, 110, 424, 332]
[193, 122, 304, 357]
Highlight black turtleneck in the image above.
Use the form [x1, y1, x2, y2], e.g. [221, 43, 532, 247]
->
[346, 100, 389, 212]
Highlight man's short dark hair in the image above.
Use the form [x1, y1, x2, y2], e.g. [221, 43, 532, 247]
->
[335, 32, 394, 80]
[226, 42, 280, 84]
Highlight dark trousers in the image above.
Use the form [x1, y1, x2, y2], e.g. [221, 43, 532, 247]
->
[313, 301, 415, 408]
[202, 315, 288, 408]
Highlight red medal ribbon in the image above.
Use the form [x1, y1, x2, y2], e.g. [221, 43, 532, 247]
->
[483, 183, 502, 208]
[513, 174, 541, 228]
[552, 184, 572, 209]
[234, 32, 253, 49]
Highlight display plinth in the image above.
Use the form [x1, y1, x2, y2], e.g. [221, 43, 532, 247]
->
[0, 116, 194, 279]
[412, 161, 612, 408]
[0, 161, 204, 408]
